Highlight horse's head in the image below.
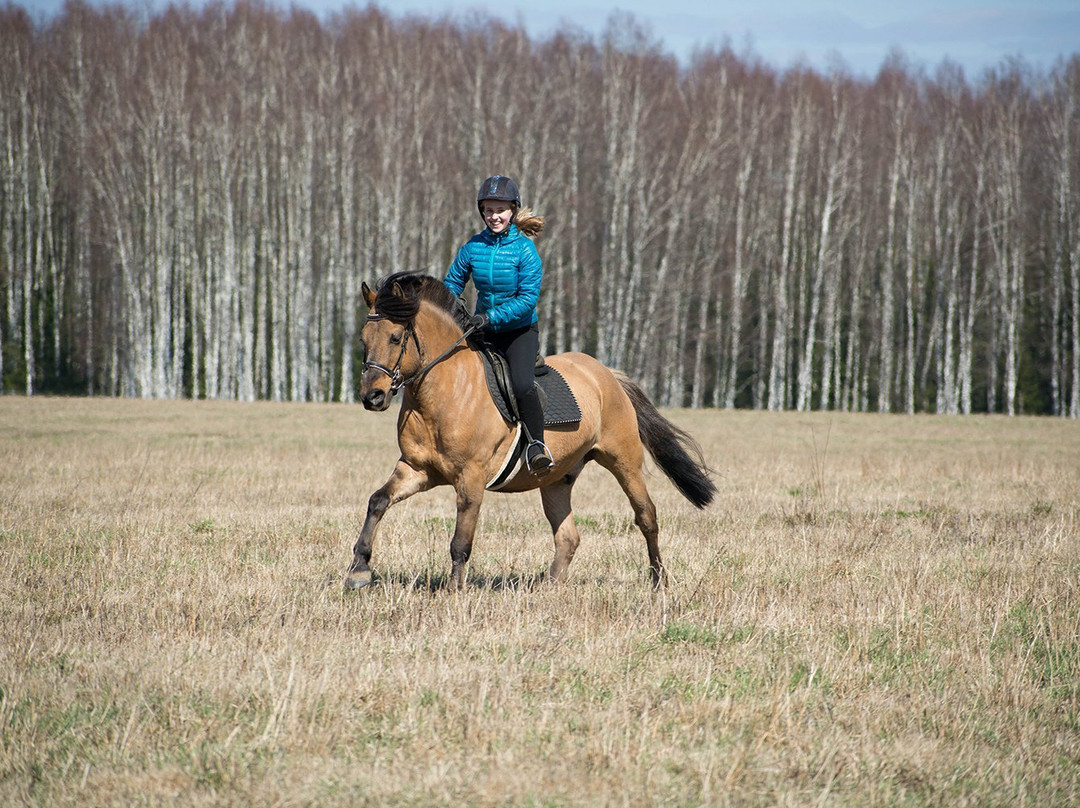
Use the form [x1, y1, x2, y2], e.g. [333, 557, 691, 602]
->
[358, 273, 468, 411]
[359, 278, 420, 411]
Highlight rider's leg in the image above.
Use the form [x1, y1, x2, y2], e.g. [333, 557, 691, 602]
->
[503, 325, 551, 472]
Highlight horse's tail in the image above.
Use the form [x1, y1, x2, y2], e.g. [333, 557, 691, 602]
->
[615, 372, 716, 509]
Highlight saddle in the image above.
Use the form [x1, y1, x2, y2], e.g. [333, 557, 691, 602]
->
[471, 337, 582, 490]
[472, 340, 582, 427]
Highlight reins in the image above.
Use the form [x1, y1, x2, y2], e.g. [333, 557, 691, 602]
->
[363, 313, 478, 396]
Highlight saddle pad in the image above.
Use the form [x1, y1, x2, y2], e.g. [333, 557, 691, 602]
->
[537, 369, 583, 425]
[479, 349, 582, 426]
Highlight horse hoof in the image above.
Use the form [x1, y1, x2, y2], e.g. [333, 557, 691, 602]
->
[344, 570, 373, 591]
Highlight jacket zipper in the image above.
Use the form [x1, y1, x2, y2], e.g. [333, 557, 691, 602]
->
[485, 232, 503, 314]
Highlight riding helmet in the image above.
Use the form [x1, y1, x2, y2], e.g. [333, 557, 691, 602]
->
[476, 175, 521, 214]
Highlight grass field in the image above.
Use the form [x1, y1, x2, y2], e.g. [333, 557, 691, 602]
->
[1, 396, 1078, 806]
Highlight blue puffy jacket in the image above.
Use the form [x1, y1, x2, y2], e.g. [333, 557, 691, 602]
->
[444, 224, 542, 332]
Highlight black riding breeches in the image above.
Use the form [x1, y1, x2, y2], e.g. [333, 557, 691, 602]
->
[484, 324, 544, 444]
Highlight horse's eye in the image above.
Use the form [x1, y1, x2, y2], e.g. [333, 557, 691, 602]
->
[389, 333, 403, 345]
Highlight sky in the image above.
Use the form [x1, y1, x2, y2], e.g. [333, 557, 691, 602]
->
[16, 0, 1080, 78]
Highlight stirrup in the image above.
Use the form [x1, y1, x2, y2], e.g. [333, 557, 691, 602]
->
[526, 440, 553, 474]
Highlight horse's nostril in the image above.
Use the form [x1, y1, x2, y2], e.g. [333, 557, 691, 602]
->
[364, 390, 386, 410]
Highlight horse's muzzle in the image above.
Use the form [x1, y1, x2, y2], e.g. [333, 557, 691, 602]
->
[362, 388, 390, 411]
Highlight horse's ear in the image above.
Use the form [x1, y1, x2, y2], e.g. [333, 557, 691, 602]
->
[361, 282, 376, 309]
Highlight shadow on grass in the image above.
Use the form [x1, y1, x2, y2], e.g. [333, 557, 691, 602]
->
[329, 567, 550, 594]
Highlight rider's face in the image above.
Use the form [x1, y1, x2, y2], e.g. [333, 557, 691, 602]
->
[480, 200, 513, 234]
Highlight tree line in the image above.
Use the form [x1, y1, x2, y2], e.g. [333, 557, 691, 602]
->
[2, 1, 1078, 415]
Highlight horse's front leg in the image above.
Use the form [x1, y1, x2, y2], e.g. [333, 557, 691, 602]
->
[345, 459, 431, 591]
[449, 474, 486, 591]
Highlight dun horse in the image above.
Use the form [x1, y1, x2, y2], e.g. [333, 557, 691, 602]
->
[346, 272, 715, 590]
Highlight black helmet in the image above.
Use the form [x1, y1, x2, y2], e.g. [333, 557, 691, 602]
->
[476, 175, 521, 213]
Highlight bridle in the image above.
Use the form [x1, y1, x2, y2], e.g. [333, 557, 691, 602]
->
[362, 313, 477, 397]
[361, 314, 418, 395]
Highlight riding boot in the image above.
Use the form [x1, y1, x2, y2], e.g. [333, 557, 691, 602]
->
[518, 387, 552, 473]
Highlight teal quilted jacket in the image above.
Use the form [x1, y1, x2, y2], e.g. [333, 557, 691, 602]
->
[443, 224, 542, 331]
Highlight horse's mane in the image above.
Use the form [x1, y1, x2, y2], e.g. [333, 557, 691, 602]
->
[373, 271, 471, 331]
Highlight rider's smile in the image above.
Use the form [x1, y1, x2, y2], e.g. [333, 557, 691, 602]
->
[481, 201, 513, 234]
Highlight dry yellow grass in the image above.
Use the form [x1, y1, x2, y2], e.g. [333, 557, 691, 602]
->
[1, 397, 1078, 807]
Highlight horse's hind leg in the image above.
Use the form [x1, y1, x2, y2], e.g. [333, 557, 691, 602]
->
[345, 460, 431, 591]
[596, 453, 666, 588]
[626, 473, 665, 588]
[540, 476, 582, 582]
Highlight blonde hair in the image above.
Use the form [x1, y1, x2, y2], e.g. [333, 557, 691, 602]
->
[514, 207, 545, 239]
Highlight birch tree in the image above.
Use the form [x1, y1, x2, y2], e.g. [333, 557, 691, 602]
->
[1048, 58, 1080, 417]
[767, 82, 808, 411]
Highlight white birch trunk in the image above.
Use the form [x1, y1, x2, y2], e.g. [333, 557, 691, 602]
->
[768, 101, 803, 411]
[903, 168, 917, 414]
[879, 99, 905, 413]
[724, 150, 754, 409]
[797, 114, 841, 411]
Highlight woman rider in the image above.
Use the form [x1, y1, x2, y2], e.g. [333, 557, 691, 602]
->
[444, 175, 552, 473]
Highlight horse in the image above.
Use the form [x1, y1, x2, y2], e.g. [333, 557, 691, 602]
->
[345, 272, 715, 591]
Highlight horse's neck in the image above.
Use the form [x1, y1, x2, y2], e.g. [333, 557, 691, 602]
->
[409, 313, 483, 413]
[406, 350, 484, 428]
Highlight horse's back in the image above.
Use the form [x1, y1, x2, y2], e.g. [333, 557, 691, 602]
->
[545, 351, 620, 394]
[545, 352, 635, 427]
